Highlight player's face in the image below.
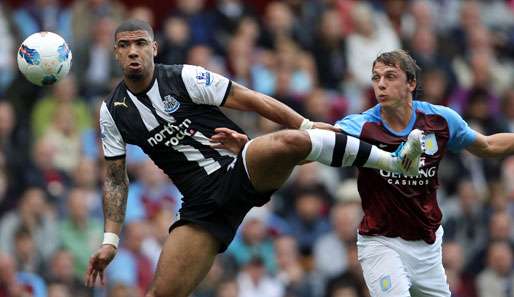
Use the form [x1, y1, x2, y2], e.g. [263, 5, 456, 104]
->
[371, 62, 416, 108]
[114, 30, 157, 81]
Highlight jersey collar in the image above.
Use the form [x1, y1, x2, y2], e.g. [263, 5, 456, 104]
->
[377, 101, 417, 137]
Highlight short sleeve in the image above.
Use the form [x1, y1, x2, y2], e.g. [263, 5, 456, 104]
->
[99, 102, 126, 158]
[436, 106, 477, 152]
[181, 64, 231, 106]
[335, 114, 368, 137]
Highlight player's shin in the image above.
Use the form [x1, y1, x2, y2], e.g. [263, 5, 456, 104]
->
[304, 129, 399, 172]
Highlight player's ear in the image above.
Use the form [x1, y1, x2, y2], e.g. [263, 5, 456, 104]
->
[408, 79, 416, 93]
[113, 45, 120, 61]
[152, 41, 157, 57]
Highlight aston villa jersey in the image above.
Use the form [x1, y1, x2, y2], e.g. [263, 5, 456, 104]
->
[336, 101, 477, 243]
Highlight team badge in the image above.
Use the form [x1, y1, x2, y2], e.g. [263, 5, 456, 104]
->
[163, 95, 180, 114]
[380, 275, 392, 292]
[424, 133, 438, 155]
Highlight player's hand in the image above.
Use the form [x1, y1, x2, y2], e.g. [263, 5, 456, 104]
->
[84, 245, 117, 287]
[312, 122, 342, 132]
[210, 127, 249, 155]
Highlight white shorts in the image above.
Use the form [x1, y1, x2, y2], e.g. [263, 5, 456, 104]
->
[357, 227, 450, 297]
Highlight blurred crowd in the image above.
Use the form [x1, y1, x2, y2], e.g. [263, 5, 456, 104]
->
[0, 0, 514, 297]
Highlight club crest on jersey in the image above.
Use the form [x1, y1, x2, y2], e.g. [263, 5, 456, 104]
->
[163, 95, 180, 114]
[380, 275, 392, 292]
[196, 71, 212, 86]
[424, 133, 438, 155]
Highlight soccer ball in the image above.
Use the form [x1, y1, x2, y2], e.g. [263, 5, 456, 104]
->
[17, 32, 72, 86]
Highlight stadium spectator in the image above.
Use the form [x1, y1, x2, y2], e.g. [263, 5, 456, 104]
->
[274, 235, 315, 297]
[0, 187, 58, 261]
[0, 3, 16, 95]
[13, 0, 71, 41]
[258, 1, 308, 49]
[107, 221, 154, 295]
[443, 179, 487, 261]
[125, 159, 182, 223]
[401, 0, 438, 38]
[58, 188, 102, 278]
[314, 202, 362, 283]
[285, 188, 331, 256]
[157, 16, 191, 65]
[72, 158, 102, 219]
[408, 27, 457, 91]
[40, 105, 82, 174]
[71, 0, 125, 44]
[237, 256, 284, 297]
[127, 6, 154, 28]
[73, 17, 122, 100]
[311, 9, 347, 91]
[442, 241, 477, 297]
[419, 67, 452, 106]
[501, 88, 514, 132]
[324, 244, 368, 297]
[186, 44, 226, 75]
[31, 75, 92, 139]
[467, 210, 514, 275]
[211, 0, 254, 52]
[24, 136, 71, 203]
[476, 240, 514, 297]
[227, 207, 277, 274]
[0, 101, 30, 214]
[0, 251, 28, 297]
[13, 226, 44, 273]
[44, 249, 92, 297]
[172, 0, 215, 47]
[346, 2, 400, 90]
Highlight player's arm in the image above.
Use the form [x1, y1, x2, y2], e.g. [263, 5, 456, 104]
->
[181, 65, 338, 131]
[86, 102, 127, 287]
[466, 132, 514, 157]
[435, 105, 514, 158]
[223, 82, 339, 131]
[103, 157, 129, 236]
[85, 157, 128, 287]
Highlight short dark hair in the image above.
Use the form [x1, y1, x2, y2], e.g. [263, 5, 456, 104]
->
[372, 50, 420, 83]
[114, 19, 154, 41]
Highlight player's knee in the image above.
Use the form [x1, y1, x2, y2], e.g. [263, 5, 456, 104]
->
[271, 130, 310, 156]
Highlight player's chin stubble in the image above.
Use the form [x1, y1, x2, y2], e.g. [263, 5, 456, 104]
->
[125, 67, 145, 81]
[126, 73, 144, 81]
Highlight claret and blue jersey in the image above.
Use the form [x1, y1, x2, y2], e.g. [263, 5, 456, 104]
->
[336, 100, 477, 244]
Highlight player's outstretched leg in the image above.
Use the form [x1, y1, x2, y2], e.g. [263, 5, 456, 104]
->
[304, 128, 425, 175]
[243, 128, 425, 192]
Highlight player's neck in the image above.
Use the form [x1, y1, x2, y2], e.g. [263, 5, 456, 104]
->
[124, 68, 155, 95]
[381, 99, 413, 132]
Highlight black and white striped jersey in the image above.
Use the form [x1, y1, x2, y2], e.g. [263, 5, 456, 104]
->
[100, 64, 244, 197]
